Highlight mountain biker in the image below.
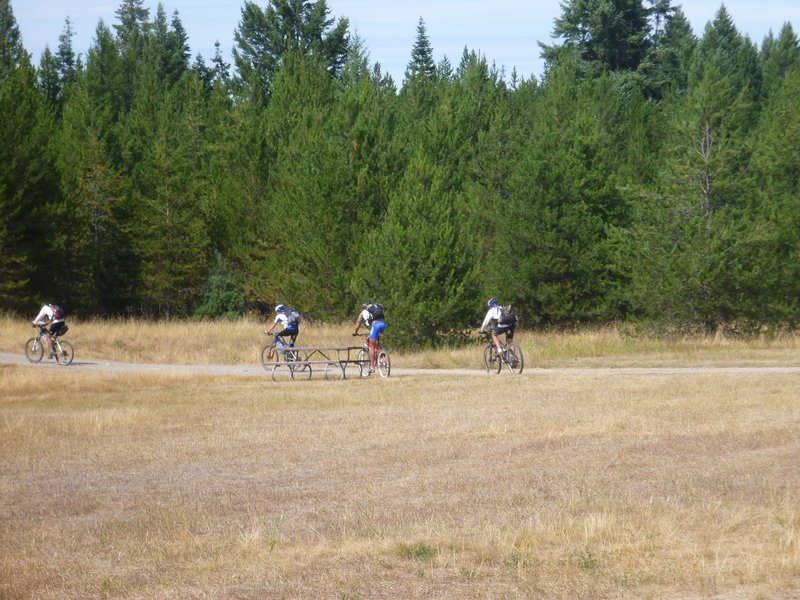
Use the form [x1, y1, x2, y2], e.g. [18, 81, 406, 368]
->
[353, 302, 386, 374]
[479, 298, 518, 362]
[266, 304, 300, 346]
[32, 303, 67, 359]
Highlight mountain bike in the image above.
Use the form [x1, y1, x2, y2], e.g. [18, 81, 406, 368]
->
[482, 332, 523, 374]
[353, 333, 391, 378]
[25, 324, 74, 366]
[261, 333, 311, 381]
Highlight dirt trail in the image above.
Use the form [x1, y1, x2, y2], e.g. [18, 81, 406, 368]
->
[3, 351, 800, 379]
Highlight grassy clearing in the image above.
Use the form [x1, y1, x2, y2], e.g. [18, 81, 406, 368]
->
[1, 363, 798, 598]
[2, 314, 799, 368]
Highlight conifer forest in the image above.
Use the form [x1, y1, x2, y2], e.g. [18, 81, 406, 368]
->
[2, 0, 800, 346]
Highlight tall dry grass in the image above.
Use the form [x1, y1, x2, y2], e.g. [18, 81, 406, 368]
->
[2, 314, 799, 368]
[1, 363, 798, 598]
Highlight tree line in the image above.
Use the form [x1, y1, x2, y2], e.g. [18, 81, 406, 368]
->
[2, 0, 799, 347]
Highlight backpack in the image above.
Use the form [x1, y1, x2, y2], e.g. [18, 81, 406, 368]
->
[50, 304, 66, 320]
[498, 305, 517, 325]
[286, 307, 301, 326]
[366, 303, 385, 321]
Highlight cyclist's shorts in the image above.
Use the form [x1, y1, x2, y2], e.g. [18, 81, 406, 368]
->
[493, 323, 515, 339]
[49, 322, 68, 337]
[276, 327, 298, 344]
[369, 320, 386, 341]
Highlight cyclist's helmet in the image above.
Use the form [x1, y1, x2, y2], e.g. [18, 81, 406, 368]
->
[487, 298, 498, 308]
[275, 304, 285, 313]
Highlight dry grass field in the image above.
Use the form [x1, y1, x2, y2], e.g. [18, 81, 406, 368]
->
[1, 317, 799, 598]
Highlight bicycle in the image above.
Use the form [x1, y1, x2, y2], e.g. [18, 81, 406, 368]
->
[260, 333, 311, 381]
[353, 333, 391, 378]
[25, 324, 74, 366]
[482, 332, 523, 374]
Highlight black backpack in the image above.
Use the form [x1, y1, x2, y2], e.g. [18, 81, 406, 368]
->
[367, 303, 385, 321]
[50, 304, 66, 320]
[498, 305, 517, 325]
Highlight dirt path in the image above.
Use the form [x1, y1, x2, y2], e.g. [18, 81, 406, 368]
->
[3, 351, 800, 379]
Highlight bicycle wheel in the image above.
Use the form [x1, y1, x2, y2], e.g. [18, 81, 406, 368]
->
[483, 344, 501, 374]
[376, 350, 391, 378]
[54, 340, 74, 366]
[357, 347, 371, 377]
[505, 342, 524, 374]
[25, 337, 44, 363]
[271, 363, 294, 382]
[260, 345, 276, 371]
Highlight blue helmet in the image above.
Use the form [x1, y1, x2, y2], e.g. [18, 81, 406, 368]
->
[275, 304, 285, 313]
[487, 298, 498, 308]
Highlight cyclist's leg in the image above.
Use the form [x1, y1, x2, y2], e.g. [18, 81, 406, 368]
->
[505, 325, 517, 358]
[369, 321, 386, 369]
[46, 322, 60, 355]
[275, 329, 296, 357]
[491, 326, 504, 354]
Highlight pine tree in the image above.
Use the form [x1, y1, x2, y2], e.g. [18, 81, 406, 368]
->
[351, 151, 481, 347]
[0, 0, 24, 75]
[233, 0, 349, 103]
[541, 0, 652, 73]
[0, 54, 58, 310]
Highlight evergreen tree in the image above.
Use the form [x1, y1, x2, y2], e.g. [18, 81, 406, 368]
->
[541, 0, 652, 73]
[640, 6, 696, 97]
[121, 71, 210, 317]
[351, 151, 481, 347]
[0, 0, 24, 75]
[0, 55, 58, 310]
[759, 23, 800, 102]
[233, 0, 349, 103]
[243, 52, 361, 318]
[55, 75, 129, 314]
[497, 65, 629, 325]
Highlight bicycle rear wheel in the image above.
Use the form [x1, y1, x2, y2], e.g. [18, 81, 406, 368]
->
[483, 344, 501, 374]
[377, 350, 391, 378]
[25, 338, 44, 363]
[54, 340, 74, 365]
[505, 342, 523, 374]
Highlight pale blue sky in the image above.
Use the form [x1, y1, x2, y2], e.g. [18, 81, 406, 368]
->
[12, 0, 800, 82]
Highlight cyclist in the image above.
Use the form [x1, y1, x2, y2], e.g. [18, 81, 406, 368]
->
[266, 304, 300, 346]
[32, 303, 67, 359]
[353, 302, 386, 374]
[479, 298, 517, 362]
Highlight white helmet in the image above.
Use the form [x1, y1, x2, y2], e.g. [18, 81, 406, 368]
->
[275, 304, 285, 313]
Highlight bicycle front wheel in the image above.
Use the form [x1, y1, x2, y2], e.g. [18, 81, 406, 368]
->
[377, 350, 391, 378]
[483, 344, 500, 374]
[260, 345, 275, 371]
[505, 342, 524, 374]
[55, 340, 74, 366]
[357, 347, 370, 377]
[25, 338, 43, 363]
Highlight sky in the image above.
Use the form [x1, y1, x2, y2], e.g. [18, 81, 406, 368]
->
[12, 0, 800, 83]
